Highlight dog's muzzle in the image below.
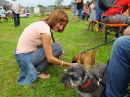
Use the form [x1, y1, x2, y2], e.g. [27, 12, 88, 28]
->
[72, 60, 77, 63]
[60, 74, 73, 89]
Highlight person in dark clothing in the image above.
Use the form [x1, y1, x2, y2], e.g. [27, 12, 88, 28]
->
[2, 5, 8, 21]
[3, 5, 7, 12]
[95, 0, 104, 32]
[87, 1, 91, 7]
[76, 0, 84, 22]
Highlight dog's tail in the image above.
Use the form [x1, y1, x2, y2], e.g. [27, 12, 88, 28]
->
[91, 47, 98, 66]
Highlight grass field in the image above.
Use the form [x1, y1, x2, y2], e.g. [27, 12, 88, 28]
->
[0, 12, 116, 97]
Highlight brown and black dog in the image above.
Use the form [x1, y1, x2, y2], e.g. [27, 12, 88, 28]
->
[72, 48, 98, 71]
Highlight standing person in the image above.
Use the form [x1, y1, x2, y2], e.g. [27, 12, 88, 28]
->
[86, 0, 96, 31]
[95, 0, 104, 32]
[3, 5, 7, 12]
[76, 0, 84, 22]
[13, 9, 72, 85]
[87, 1, 91, 7]
[101, 26, 130, 97]
[71, 0, 77, 22]
[9, 0, 21, 27]
[82, 2, 89, 20]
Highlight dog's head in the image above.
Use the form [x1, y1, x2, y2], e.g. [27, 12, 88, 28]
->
[72, 53, 80, 63]
[60, 64, 93, 89]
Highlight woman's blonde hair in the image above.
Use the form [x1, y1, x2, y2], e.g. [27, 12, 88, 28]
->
[40, 9, 69, 32]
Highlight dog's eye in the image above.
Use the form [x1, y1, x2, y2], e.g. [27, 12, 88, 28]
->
[69, 73, 79, 80]
[68, 72, 77, 79]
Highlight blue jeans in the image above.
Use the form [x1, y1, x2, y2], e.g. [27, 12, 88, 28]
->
[102, 36, 130, 97]
[78, 8, 83, 19]
[13, 42, 62, 85]
[72, 10, 76, 16]
[13, 50, 38, 85]
[96, 15, 104, 28]
[30, 43, 62, 72]
[13, 11, 20, 26]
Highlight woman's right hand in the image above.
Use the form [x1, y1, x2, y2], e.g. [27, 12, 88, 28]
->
[59, 51, 64, 58]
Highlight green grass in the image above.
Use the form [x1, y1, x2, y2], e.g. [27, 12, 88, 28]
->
[0, 12, 116, 97]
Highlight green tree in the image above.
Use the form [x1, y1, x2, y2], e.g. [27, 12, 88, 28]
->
[37, 5, 46, 17]
[55, 0, 64, 8]
[37, 4, 43, 7]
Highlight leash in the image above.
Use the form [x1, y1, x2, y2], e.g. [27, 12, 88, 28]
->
[84, 39, 116, 86]
[94, 60, 109, 87]
[78, 40, 115, 94]
[82, 39, 116, 52]
[82, 39, 115, 87]
[51, 32, 55, 43]
[51, 30, 115, 51]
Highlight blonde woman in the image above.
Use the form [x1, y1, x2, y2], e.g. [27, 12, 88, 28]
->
[13, 9, 72, 85]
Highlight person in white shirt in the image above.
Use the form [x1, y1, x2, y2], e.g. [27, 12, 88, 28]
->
[71, 0, 77, 22]
[9, 0, 21, 27]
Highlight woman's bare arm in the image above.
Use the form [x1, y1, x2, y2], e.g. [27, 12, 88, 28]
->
[41, 33, 71, 67]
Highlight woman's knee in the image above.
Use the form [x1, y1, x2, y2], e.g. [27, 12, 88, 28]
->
[114, 36, 126, 48]
[52, 43, 62, 51]
[52, 43, 62, 57]
[113, 36, 130, 56]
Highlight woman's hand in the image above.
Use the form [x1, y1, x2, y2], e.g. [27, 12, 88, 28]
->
[59, 51, 64, 58]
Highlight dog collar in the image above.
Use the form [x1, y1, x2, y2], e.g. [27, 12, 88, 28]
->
[80, 80, 91, 88]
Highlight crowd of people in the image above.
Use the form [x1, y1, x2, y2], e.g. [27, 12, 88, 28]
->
[71, 0, 130, 33]
[71, 0, 91, 22]
[0, 5, 12, 21]
[70, 0, 97, 31]
[0, 0, 22, 27]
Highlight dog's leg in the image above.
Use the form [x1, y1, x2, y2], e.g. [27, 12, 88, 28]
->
[84, 63, 91, 71]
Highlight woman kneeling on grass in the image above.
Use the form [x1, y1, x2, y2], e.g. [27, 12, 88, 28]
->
[13, 9, 72, 85]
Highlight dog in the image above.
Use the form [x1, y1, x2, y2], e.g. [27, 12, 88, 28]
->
[60, 63, 107, 97]
[72, 48, 98, 71]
